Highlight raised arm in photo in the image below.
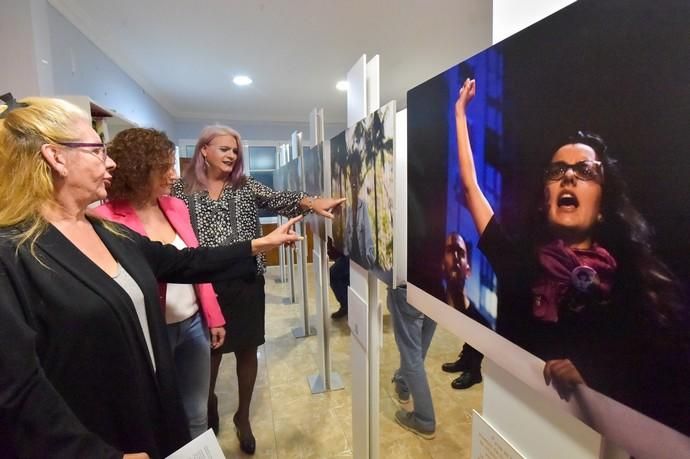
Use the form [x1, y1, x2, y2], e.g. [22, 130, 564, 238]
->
[455, 78, 494, 236]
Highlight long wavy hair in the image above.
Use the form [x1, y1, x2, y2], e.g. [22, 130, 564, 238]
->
[181, 125, 246, 193]
[533, 131, 688, 338]
[0, 97, 86, 254]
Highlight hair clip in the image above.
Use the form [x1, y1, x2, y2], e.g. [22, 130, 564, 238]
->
[0, 92, 29, 119]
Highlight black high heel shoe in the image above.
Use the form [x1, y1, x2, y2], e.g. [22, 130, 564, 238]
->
[233, 413, 256, 455]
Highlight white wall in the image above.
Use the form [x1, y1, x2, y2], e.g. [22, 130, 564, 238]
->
[0, 1, 42, 98]
[30, 0, 55, 96]
[46, 2, 176, 136]
[1, 1, 177, 136]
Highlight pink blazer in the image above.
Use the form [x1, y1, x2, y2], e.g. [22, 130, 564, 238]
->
[91, 196, 225, 328]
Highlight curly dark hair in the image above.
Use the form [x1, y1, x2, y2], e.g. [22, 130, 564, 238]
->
[107, 128, 174, 203]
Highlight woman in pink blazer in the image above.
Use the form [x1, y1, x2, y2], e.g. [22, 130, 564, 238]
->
[92, 128, 223, 439]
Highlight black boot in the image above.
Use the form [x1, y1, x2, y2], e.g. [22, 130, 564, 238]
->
[451, 371, 483, 390]
[331, 307, 348, 319]
[441, 351, 470, 373]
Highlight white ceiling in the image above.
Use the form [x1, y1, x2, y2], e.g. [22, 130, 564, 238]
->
[49, 0, 492, 124]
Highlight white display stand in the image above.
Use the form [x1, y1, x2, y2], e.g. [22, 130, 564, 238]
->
[277, 143, 290, 285]
[306, 108, 344, 394]
[346, 54, 384, 459]
[291, 132, 315, 339]
[287, 221, 297, 303]
[392, 109, 407, 287]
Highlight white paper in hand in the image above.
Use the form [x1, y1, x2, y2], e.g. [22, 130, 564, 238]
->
[165, 429, 225, 459]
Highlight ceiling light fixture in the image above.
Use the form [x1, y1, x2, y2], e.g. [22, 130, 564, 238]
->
[336, 81, 348, 91]
[233, 75, 253, 86]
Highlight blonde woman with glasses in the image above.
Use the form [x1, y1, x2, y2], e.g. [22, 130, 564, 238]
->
[0, 95, 301, 458]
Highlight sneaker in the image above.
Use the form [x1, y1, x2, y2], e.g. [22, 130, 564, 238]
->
[392, 376, 410, 404]
[394, 410, 435, 440]
[451, 371, 482, 390]
[441, 353, 470, 373]
[331, 307, 348, 319]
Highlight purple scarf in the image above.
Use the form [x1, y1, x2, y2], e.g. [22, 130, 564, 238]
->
[532, 240, 617, 322]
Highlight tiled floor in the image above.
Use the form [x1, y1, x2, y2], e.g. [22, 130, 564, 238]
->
[213, 266, 482, 458]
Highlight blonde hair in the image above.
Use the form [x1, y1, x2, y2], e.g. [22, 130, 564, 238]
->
[0, 97, 88, 253]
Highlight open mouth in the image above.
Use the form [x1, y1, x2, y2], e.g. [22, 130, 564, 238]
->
[222, 160, 235, 166]
[448, 264, 463, 278]
[557, 192, 579, 208]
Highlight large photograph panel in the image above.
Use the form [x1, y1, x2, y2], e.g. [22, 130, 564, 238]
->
[331, 101, 396, 284]
[408, 0, 690, 438]
[303, 144, 323, 196]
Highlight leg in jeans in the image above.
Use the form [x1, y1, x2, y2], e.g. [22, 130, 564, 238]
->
[168, 312, 211, 438]
[421, 315, 437, 361]
[387, 286, 436, 432]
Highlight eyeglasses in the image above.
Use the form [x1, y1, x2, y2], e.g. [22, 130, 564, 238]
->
[544, 160, 603, 182]
[57, 142, 109, 162]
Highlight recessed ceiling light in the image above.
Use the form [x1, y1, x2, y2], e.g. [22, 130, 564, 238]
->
[336, 81, 348, 91]
[233, 75, 253, 86]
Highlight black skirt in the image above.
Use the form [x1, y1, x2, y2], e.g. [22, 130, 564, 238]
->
[212, 275, 266, 354]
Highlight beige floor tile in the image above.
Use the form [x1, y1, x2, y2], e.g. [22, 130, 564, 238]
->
[213, 266, 480, 459]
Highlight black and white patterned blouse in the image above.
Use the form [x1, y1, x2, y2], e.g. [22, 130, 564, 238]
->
[171, 178, 306, 274]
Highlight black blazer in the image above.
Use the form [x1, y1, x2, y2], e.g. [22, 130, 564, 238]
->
[0, 218, 255, 458]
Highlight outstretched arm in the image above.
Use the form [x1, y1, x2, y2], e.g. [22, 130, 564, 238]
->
[250, 215, 303, 254]
[300, 196, 347, 219]
[455, 78, 494, 236]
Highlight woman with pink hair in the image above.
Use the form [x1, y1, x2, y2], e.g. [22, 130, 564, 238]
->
[172, 125, 343, 454]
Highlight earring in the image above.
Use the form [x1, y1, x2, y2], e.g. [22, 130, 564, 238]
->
[597, 213, 604, 223]
[203, 157, 209, 169]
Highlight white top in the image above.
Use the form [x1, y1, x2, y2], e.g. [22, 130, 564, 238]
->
[165, 234, 200, 324]
[112, 263, 156, 371]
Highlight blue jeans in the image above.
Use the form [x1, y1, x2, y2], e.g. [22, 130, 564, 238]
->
[387, 285, 437, 431]
[167, 311, 211, 438]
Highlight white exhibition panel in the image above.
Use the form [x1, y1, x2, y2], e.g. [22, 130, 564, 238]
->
[351, 335, 369, 459]
[366, 55, 380, 114]
[348, 286, 368, 352]
[407, 283, 690, 459]
[346, 54, 367, 128]
[492, 0, 577, 43]
[471, 411, 525, 459]
[393, 109, 407, 287]
[483, 360, 600, 459]
[346, 51, 370, 459]
[349, 258, 369, 307]
[290, 131, 302, 161]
